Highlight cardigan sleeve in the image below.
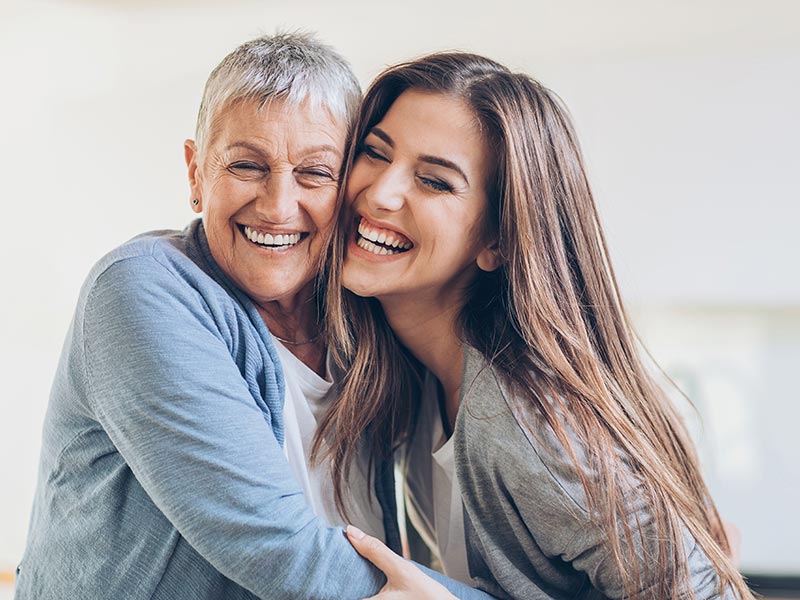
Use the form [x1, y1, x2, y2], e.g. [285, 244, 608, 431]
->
[81, 255, 386, 600]
[455, 366, 733, 600]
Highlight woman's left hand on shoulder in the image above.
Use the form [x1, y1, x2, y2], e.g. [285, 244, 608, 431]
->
[346, 525, 457, 600]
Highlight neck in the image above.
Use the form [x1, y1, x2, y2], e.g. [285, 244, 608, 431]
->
[255, 285, 326, 376]
[380, 295, 464, 429]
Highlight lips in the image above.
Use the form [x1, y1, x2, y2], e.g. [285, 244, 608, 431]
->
[355, 217, 413, 255]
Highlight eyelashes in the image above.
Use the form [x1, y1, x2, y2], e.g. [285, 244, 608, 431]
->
[418, 177, 452, 193]
[360, 143, 454, 194]
[226, 161, 337, 184]
[362, 144, 388, 162]
[298, 168, 336, 181]
[228, 161, 265, 173]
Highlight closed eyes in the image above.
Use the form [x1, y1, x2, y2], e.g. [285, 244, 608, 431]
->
[228, 161, 266, 173]
[418, 176, 452, 193]
[362, 143, 453, 193]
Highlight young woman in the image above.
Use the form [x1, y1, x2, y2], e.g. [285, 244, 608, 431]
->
[316, 53, 753, 599]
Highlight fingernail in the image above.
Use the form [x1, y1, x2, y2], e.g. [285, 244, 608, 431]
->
[346, 524, 365, 540]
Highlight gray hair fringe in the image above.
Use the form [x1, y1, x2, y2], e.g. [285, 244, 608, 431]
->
[195, 31, 361, 153]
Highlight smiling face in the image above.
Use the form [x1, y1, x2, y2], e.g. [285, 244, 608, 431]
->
[342, 89, 499, 312]
[185, 98, 347, 307]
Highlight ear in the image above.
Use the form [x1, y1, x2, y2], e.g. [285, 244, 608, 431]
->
[476, 240, 502, 272]
[184, 139, 203, 213]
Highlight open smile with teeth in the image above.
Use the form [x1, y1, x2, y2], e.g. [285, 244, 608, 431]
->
[356, 217, 414, 256]
[242, 225, 304, 249]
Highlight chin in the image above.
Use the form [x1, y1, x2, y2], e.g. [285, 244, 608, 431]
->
[341, 275, 380, 300]
[341, 271, 365, 297]
[345, 286, 377, 299]
[243, 278, 298, 304]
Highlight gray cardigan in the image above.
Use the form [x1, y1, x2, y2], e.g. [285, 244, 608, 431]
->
[381, 345, 733, 600]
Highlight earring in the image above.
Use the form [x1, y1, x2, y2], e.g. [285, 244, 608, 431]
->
[192, 198, 199, 206]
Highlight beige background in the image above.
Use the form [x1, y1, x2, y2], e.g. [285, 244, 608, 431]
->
[1, 0, 798, 591]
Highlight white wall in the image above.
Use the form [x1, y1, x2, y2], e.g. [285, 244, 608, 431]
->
[632, 306, 800, 573]
[1, 0, 798, 577]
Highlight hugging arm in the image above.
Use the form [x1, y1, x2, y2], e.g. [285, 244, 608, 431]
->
[83, 255, 385, 600]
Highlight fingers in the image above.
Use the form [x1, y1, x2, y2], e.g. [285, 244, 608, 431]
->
[347, 526, 457, 600]
[346, 525, 411, 580]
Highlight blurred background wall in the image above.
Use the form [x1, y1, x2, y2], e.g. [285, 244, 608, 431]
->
[1, 0, 798, 590]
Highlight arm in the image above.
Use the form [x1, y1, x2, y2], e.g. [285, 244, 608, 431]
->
[457, 385, 733, 600]
[82, 256, 384, 600]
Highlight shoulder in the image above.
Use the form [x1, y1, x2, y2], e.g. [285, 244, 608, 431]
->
[73, 221, 264, 363]
[455, 345, 594, 521]
[80, 221, 234, 317]
[86, 222, 200, 289]
[456, 345, 560, 470]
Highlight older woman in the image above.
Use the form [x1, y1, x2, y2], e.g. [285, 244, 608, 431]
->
[14, 34, 489, 600]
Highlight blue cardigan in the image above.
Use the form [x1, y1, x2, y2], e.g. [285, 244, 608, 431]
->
[15, 220, 488, 600]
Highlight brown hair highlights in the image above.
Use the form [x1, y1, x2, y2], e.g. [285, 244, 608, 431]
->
[315, 52, 751, 600]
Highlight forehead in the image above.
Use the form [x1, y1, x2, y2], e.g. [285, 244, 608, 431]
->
[208, 97, 348, 154]
[383, 89, 477, 127]
[377, 90, 489, 172]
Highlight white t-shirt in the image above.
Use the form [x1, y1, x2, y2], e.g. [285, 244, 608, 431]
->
[274, 338, 385, 539]
[404, 371, 473, 585]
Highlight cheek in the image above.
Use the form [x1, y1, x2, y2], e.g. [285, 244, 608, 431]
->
[204, 177, 243, 215]
[345, 158, 372, 202]
[427, 206, 488, 265]
[307, 186, 339, 230]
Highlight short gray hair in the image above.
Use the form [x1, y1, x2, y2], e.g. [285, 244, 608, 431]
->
[195, 31, 361, 154]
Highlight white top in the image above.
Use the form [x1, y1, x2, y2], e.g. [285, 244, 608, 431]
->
[404, 371, 473, 585]
[274, 338, 385, 538]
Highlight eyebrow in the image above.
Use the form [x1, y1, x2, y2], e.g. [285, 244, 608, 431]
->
[369, 127, 470, 185]
[224, 142, 342, 160]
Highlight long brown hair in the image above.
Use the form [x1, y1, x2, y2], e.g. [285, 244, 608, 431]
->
[314, 52, 751, 600]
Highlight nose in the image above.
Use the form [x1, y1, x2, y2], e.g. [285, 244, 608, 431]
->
[256, 171, 299, 224]
[363, 163, 407, 213]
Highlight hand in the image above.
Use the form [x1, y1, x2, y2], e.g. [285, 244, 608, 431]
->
[721, 518, 741, 568]
[346, 525, 457, 600]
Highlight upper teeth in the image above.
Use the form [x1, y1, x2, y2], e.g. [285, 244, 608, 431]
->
[357, 218, 412, 250]
[244, 226, 301, 247]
